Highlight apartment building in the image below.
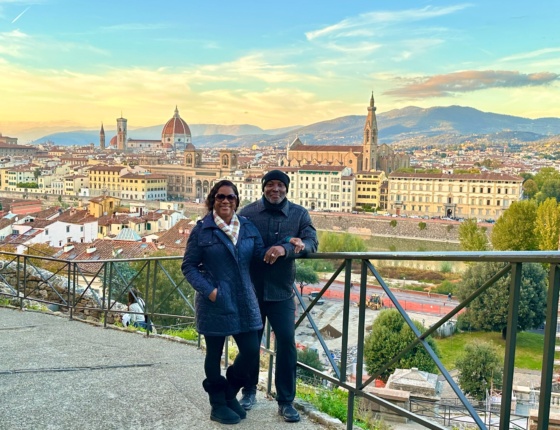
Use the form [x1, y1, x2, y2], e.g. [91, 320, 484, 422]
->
[284, 165, 354, 212]
[88, 165, 127, 198]
[355, 170, 387, 211]
[387, 172, 524, 219]
[120, 173, 167, 201]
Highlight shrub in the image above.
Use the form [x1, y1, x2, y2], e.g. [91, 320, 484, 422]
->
[440, 261, 453, 273]
[418, 222, 427, 230]
[390, 220, 397, 228]
[432, 280, 455, 295]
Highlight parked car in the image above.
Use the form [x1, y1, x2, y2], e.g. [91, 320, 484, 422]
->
[307, 292, 325, 305]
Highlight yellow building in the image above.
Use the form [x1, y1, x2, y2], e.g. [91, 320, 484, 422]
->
[355, 170, 387, 211]
[64, 175, 89, 196]
[88, 196, 121, 218]
[120, 173, 167, 201]
[387, 172, 524, 219]
[88, 165, 127, 198]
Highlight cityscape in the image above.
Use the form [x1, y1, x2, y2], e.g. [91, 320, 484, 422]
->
[1, 2, 560, 429]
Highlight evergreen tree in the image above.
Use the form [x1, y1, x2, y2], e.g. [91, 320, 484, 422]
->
[458, 218, 489, 251]
[535, 198, 560, 251]
[455, 262, 547, 337]
[456, 342, 503, 401]
[364, 309, 438, 382]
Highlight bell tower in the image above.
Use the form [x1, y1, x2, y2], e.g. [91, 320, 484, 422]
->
[362, 93, 378, 171]
[116, 115, 127, 151]
[99, 123, 106, 150]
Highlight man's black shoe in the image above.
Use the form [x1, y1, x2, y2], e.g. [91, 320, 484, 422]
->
[278, 403, 300, 422]
[239, 392, 256, 411]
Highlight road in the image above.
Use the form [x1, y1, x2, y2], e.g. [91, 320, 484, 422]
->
[302, 278, 460, 317]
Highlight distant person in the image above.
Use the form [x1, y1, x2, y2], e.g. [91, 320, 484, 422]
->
[238, 170, 318, 422]
[122, 288, 150, 330]
[448, 292, 452, 301]
[182, 180, 268, 425]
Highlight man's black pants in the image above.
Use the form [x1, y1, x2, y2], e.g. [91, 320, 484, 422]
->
[243, 297, 296, 404]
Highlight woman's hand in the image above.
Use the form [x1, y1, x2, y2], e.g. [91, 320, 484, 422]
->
[208, 288, 217, 302]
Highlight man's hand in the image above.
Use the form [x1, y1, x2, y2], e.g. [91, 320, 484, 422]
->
[264, 245, 286, 264]
[289, 237, 305, 253]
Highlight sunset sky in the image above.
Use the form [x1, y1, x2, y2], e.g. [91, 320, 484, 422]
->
[1, 0, 559, 143]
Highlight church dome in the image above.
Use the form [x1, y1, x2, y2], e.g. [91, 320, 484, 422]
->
[161, 107, 191, 137]
[161, 107, 192, 151]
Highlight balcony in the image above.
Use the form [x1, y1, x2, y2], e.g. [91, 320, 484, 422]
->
[0, 250, 559, 429]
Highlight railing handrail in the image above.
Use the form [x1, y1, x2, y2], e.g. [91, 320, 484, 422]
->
[3, 250, 560, 265]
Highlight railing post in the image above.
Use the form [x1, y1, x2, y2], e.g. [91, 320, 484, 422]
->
[537, 263, 560, 430]
[17, 255, 23, 310]
[106, 262, 114, 329]
[500, 262, 522, 430]
[342, 258, 352, 428]
[102, 262, 108, 328]
[68, 260, 73, 320]
[23, 255, 28, 308]
[266, 321, 273, 396]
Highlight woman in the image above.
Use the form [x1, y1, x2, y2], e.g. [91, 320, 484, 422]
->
[182, 180, 267, 425]
[122, 288, 148, 330]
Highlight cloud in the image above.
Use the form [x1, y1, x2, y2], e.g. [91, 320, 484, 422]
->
[305, 4, 471, 40]
[385, 70, 560, 98]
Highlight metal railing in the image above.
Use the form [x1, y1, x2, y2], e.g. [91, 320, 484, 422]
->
[1, 250, 559, 430]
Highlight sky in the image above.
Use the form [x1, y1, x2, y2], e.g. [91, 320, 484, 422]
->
[1, 0, 559, 143]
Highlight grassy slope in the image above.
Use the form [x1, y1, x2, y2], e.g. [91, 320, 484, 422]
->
[435, 330, 545, 370]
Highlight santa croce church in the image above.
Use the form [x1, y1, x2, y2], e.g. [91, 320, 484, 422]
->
[280, 94, 409, 175]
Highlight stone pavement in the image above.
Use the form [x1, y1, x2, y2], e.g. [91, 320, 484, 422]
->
[0, 307, 334, 430]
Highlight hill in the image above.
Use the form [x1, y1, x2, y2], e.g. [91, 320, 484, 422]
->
[32, 105, 560, 147]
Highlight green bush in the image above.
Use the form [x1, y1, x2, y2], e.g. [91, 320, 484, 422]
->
[418, 222, 427, 230]
[162, 326, 198, 341]
[440, 261, 453, 273]
[390, 220, 397, 228]
[432, 280, 456, 295]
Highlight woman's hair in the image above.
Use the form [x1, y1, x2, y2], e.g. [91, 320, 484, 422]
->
[205, 180, 240, 213]
[128, 288, 141, 304]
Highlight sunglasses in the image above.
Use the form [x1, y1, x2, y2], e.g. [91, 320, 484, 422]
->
[215, 193, 237, 202]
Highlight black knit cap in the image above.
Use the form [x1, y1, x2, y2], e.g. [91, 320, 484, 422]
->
[261, 169, 290, 192]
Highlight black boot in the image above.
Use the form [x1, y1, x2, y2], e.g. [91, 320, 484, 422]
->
[225, 366, 247, 419]
[202, 377, 241, 425]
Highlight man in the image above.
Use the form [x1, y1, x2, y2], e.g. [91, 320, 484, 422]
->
[238, 169, 318, 422]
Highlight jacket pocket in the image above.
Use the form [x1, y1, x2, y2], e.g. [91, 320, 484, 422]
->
[215, 281, 236, 315]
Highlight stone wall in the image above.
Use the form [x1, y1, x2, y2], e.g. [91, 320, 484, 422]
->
[0, 262, 126, 324]
[311, 213, 473, 242]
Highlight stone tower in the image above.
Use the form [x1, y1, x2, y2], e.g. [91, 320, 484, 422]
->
[362, 93, 379, 171]
[116, 115, 127, 151]
[99, 123, 105, 150]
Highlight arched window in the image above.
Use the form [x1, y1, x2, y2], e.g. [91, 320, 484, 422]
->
[222, 155, 229, 166]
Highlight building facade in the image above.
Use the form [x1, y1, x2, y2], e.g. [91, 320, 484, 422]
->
[387, 172, 524, 219]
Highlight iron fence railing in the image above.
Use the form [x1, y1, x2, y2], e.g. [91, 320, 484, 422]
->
[1, 250, 559, 430]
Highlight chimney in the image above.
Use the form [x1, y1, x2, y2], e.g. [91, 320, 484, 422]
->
[86, 246, 96, 254]
[64, 244, 74, 252]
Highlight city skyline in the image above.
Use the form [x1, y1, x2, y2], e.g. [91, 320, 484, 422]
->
[1, 0, 559, 143]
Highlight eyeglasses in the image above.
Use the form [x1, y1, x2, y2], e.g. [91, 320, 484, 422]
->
[215, 193, 237, 202]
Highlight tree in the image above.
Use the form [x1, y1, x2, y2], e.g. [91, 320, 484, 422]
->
[491, 200, 538, 250]
[533, 167, 560, 189]
[364, 309, 439, 382]
[456, 342, 503, 401]
[537, 179, 560, 203]
[458, 218, 489, 251]
[534, 198, 560, 251]
[418, 222, 427, 230]
[455, 262, 547, 337]
[296, 347, 324, 385]
[295, 262, 319, 295]
[318, 232, 366, 253]
[522, 179, 538, 200]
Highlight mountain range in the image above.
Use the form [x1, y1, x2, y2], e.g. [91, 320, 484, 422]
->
[32, 105, 560, 148]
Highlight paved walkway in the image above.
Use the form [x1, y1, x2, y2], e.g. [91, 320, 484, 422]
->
[0, 307, 332, 430]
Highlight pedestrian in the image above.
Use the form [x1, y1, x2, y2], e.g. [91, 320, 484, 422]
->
[182, 180, 267, 425]
[238, 169, 318, 422]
